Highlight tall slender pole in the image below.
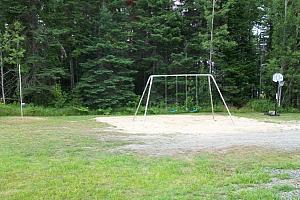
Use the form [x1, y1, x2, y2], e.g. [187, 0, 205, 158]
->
[208, 0, 216, 120]
[18, 63, 23, 118]
[165, 76, 167, 110]
[282, 0, 288, 74]
[196, 75, 198, 107]
[0, 45, 5, 104]
[284, 0, 288, 46]
[185, 75, 188, 111]
[144, 76, 153, 119]
[17, 41, 23, 118]
[210, 75, 234, 124]
[134, 77, 151, 119]
[209, 0, 215, 68]
[176, 76, 178, 106]
[208, 77, 215, 119]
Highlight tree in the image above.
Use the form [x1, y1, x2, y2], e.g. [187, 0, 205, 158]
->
[267, 0, 300, 106]
[1, 22, 25, 114]
[221, 0, 260, 106]
[76, 3, 136, 109]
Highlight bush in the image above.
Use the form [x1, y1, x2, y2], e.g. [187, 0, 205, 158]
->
[0, 104, 138, 116]
[52, 84, 67, 108]
[245, 99, 275, 112]
[0, 103, 20, 116]
[1, 101, 298, 117]
[96, 108, 112, 115]
[0, 103, 92, 116]
[280, 106, 300, 113]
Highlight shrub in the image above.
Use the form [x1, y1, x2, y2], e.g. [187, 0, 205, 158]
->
[0, 103, 20, 116]
[52, 84, 67, 108]
[246, 99, 275, 112]
[0, 104, 92, 116]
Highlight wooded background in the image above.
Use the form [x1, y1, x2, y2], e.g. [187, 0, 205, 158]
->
[0, 0, 299, 110]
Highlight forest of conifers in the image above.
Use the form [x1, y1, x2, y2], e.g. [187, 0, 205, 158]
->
[0, 0, 299, 110]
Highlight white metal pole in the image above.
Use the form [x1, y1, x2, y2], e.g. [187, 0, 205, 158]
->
[208, 0, 216, 120]
[176, 76, 178, 106]
[18, 63, 23, 118]
[185, 75, 188, 111]
[134, 77, 151, 119]
[209, 0, 215, 67]
[284, 0, 288, 43]
[151, 74, 211, 78]
[0, 47, 5, 104]
[208, 77, 215, 119]
[165, 76, 167, 110]
[196, 75, 198, 107]
[144, 76, 153, 119]
[210, 75, 234, 124]
[278, 83, 282, 107]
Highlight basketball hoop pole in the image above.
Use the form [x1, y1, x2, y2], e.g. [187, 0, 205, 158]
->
[272, 73, 284, 116]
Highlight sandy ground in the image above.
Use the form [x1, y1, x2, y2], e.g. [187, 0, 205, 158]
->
[96, 115, 300, 156]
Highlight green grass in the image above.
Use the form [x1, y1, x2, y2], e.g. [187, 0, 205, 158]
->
[272, 185, 295, 193]
[234, 112, 300, 122]
[0, 116, 300, 199]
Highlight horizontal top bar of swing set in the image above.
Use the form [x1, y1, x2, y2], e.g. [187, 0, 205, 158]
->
[149, 74, 214, 78]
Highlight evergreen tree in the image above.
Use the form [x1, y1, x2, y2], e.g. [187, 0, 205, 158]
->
[222, 0, 260, 106]
[1, 21, 25, 103]
[76, 3, 136, 109]
[267, 0, 300, 106]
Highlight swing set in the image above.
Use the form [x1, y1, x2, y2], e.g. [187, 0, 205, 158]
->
[134, 74, 233, 123]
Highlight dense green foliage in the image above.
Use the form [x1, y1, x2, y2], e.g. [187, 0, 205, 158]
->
[0, 0, 299, 110]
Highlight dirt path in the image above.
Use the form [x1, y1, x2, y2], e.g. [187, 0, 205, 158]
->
[96, 115, 300, 156]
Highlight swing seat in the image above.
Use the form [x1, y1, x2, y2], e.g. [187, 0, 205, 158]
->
[190, 108, 198, 113]
[169, 108, 177, 113]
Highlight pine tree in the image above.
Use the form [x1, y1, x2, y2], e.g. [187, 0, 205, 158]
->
[221, 0, 260, 106]
[76, 3, 136, 109]
[1, 22, 25, 103]
[267, 0, 300, 106]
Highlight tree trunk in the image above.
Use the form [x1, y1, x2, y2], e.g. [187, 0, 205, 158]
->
[70, 58, 75, 89]
[0, 48, 5, 104]
[184, 39, 188, 59]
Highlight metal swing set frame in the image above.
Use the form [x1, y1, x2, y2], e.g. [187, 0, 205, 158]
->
[134, 74, 233, 123]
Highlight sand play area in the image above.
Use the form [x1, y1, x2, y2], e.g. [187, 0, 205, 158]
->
[96, 115, 300, 156]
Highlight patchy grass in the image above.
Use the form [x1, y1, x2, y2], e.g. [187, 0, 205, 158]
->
[0, 116, 299, 199]
[272, 185, 295, 193]
[234, 112, 300, 122]
[274, 173, 291, 180]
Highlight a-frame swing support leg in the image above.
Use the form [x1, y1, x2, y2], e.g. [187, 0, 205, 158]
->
[210, 75, 234, 124]
[185, 75, 188, 111]
[144, 77, 153, 120]
[208, 76, 215, 120]
[134, 77, 151, 120]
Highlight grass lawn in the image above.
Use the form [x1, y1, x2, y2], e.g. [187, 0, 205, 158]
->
[234, 112, 300, 122]
[0, 115, 299, 199]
